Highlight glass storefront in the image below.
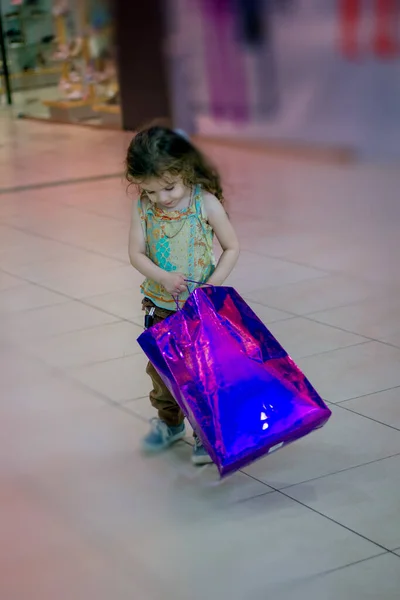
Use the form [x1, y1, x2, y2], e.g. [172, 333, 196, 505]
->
[0, 0, 120, 128]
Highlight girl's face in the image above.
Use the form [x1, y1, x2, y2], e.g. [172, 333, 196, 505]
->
[140, 176, 190, 211]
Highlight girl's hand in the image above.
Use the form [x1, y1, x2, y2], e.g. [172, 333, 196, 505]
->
[161, 272, 187, 296]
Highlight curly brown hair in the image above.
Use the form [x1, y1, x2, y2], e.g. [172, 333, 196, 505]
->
[125, 126, 224, 204]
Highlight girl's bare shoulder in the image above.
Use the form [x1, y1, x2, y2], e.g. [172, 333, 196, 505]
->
[202, 191, 225, 217]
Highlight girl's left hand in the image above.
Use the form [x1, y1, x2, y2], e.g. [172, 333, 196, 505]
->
[161, 271, 187, 296]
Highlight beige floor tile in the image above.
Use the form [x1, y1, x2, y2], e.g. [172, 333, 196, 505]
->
[1, 374, 109, 417]
[225, 250, 327, 294]
[0, 346, 55, 392]
[341, 387, 400, 430]
[0, 237, 93, 269]
[71, 353, 150, 402]
[84, 287, 145, 324]
[244, 299, 293, 324]
[4, 403, 379, 599]
[1, 116, 400, 597]
[264, 554, 400, 600]
[247, 274, 383, 315]
[28, 321, 143, 369]
[0, 282, 67, 314]
[0, 476, 159, 600]
[5, 255, 137, 299]
[308, 296, 400, 344]
[243, 404, 400, 488]
[286, 455, 400, 550]
[0, 270, 24, 291]
[0, 301, 120, 342]
[175, 493, 381, 599]
[297, 342, 400, 403]
[268, 317, 368, 359]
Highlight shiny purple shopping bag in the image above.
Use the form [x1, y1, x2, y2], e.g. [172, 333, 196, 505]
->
[138, 287, 331, 477]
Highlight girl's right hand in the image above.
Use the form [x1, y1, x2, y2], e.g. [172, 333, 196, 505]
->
[161, 272, 187, 297]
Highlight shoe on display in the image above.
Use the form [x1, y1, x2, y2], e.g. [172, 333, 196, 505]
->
[69, 70, 81, 83]
[58, 78, 71, 91]
[66, 90, 84, 101]
[70, 38, 83, 58]
[53, 45, 69, 61]
[52, 1, 69, 17]
[6, 28, 22, 38]
[106, 92, 120, 105]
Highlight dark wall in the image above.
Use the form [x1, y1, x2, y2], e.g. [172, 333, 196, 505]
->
[114, 0, 172, 130]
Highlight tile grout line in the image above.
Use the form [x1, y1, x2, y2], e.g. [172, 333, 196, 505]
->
[337, 384, 400, 405]
[0, 279, 73, 314]
[300, 297, 386, 317]
[242, 471, 393, 554]
[3, 267, 400, 414]
[1, 266, 308, 351]
[3, 344, 129, 412]
[235, 247, 332, 277]
[334, 402, 400, 433]
[11, 189, 130, 225]
[5, 298, 400, 519]
[7, 335, 400, 511]
[237, 239, 390, 289]
[7, 314, 125, 342]
[238, 244, 345, 278]
[18, 320, 400, 495]
[301, 314, 400, 352]
[241, 450, 400, 495]
[0, 265, 146, 332]
[294, 339, 372, 361]
[0, 223, 128, 266]
[278, 488, 399, 555]
[281, 450, 400, 491]
[243, 303, 395, 358]
[65, 349, 143, 372]
[3, 271, 400, 414]
[3, 322, 145, 407]
[3, 226, 400, 452]
[300, 317, 379, 344]
[116, 402, 277, 493]
[287, 552, 391, 581]
[46, 197, 129, 224]
[4, 232, 395, 352]
[238, 240, 400, 299]
[242, 292, 389, 331]
[0, 172, 124, 195]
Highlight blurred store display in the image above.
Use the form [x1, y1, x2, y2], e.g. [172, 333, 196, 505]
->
[0, 0, 120, 127]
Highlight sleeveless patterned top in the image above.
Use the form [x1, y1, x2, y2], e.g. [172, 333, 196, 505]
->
[138, 185, 216, 310]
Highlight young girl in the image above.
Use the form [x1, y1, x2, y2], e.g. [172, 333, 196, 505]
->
[126, 126, 240, 465]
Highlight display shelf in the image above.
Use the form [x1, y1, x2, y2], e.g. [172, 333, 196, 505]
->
[40, 1, 120, 127]
[42, 97, 96, 122]
[2, 0, 56, 75]
[92, 102, 121, 127]
[0, 66, 61, 92]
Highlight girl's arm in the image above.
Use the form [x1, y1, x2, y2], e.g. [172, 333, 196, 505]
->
[128, 200, 187, 295]
[203, 193, 240, 286]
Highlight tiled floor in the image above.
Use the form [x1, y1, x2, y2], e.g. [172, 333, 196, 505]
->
[0, 115, 399, 599]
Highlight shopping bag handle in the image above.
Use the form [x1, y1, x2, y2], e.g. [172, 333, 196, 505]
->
[185, 279, 213, 288]
[173, 279, 213, 311]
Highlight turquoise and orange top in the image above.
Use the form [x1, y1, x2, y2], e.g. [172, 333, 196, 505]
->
[138, 185, 216, 310]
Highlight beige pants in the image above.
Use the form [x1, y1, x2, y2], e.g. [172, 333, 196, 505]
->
[143, 299, 185, 428]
